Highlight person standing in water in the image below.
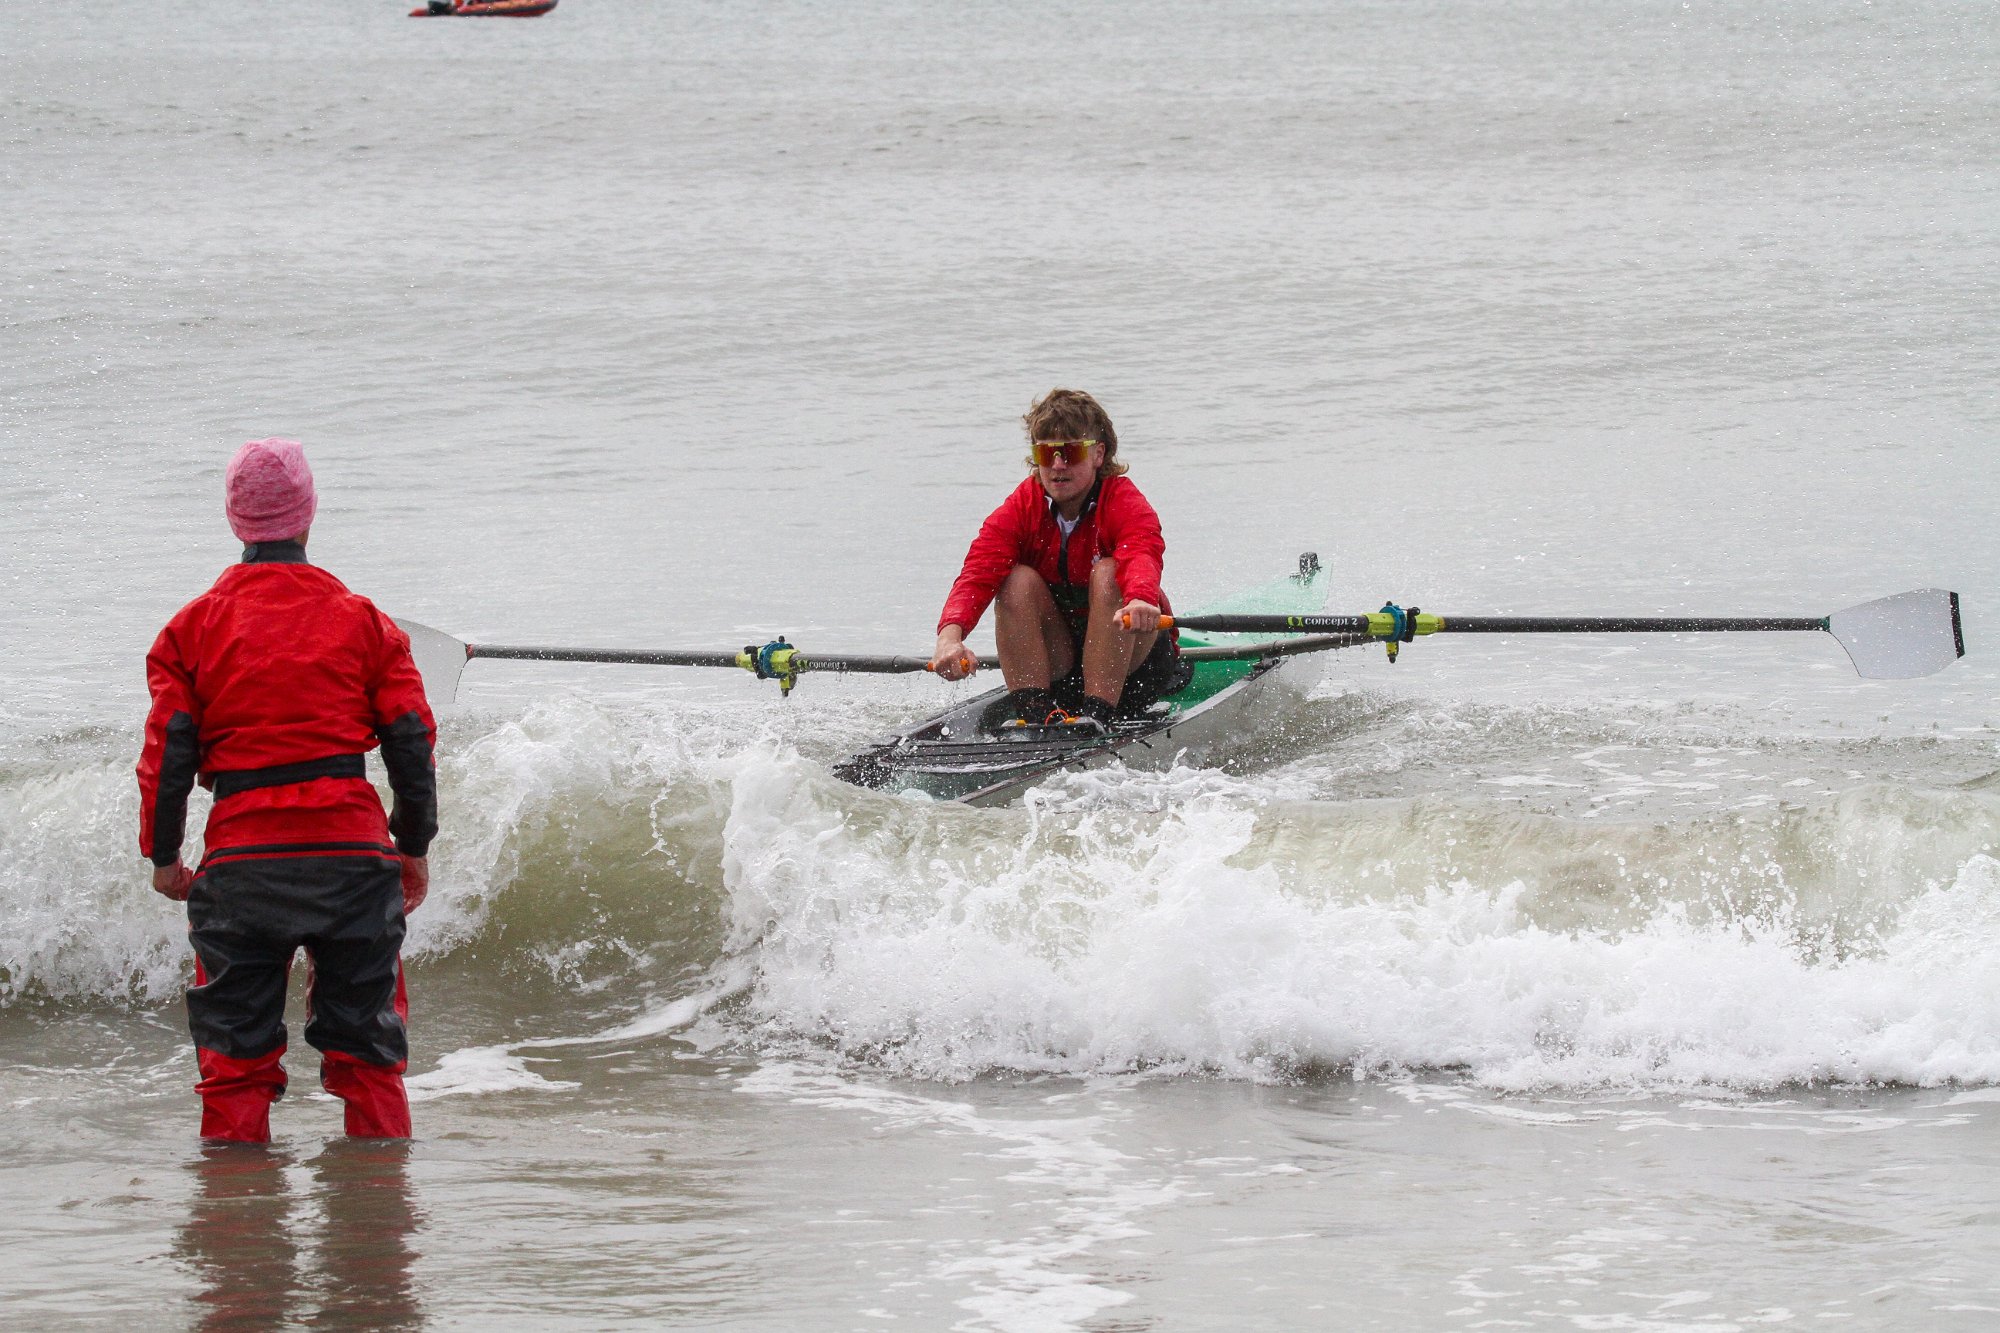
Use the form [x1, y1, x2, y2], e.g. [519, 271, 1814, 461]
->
[137, 438, 437, 1142]
[930, 389, 1188, 730]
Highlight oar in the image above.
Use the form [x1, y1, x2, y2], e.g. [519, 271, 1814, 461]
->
[1143, 588, 1964, 680]
[394, 620, 941, 705]
[394, 613, 1373, 706]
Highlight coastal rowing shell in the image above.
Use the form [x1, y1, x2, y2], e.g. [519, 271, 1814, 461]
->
[832, 555, 1336, 805]
[409, 0, 558, 17]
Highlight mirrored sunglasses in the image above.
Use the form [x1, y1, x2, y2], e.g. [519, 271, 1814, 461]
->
[1029, 439, 1099, 468]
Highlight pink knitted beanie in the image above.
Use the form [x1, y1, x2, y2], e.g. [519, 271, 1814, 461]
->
[225, 438, 317, 543]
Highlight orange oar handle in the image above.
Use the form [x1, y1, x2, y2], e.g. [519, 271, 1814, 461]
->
[1118, 612, 1176, 630]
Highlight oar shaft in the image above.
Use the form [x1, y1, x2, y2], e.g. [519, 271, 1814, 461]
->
[789, 655, 934, 675]
[1161, 613, 1827, 634]
[469, 643, 933, 674]
[1159, 613, 1373, 634]
[1438, 616, 1827, 634]
[472, 644, 744, 668]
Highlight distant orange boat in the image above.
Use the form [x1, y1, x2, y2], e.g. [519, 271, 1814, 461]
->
[410, 0, 558, 16]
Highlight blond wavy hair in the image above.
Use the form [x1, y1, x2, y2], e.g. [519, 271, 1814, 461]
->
[1022, 388, 1128, 477]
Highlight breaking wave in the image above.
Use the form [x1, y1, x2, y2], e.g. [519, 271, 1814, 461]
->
[3, 690, 1996, 1093]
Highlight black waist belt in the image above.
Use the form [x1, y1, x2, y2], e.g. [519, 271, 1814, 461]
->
[210, 754, 367, 800]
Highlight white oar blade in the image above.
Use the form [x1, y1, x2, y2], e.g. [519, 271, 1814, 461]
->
[393, 617, 472, 706]
[1827, 590, 1964, 679]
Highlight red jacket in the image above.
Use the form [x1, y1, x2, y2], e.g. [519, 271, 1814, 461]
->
[136, 543, 438, 867]
[938, 474, 1171, 634]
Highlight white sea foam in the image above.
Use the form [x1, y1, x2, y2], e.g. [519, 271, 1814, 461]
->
[405, 1046, 580, 1101]
[0, 760, 188, 1003]
[405, 693, 725, 959]
[718, 751, 2000, 1091]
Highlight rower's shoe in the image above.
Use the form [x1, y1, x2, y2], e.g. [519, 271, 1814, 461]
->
[1064, 688, 1112, 732]
[992, 687, 1061, 730]
[1047, 710, 1108, 736]
[1051, 696, 1116, 736]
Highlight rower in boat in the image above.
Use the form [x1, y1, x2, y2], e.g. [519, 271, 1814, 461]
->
[928, 389, 1192, 735]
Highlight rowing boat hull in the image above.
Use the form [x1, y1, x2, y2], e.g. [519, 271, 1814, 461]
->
[833, 655, 1302, 805]
[409, 0, 557, 16]
[832, 555, 1330, 804]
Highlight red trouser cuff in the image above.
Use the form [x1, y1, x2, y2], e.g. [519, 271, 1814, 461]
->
[320, 1049, 412, 1138]
[195, 1045, 289, 1144]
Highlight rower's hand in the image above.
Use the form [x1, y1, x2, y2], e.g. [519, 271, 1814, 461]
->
[401, 855, 429, 915]
[151, 860, 194, 902]
[1119, 600, 1161, 634]
[931, 631, 977, 681]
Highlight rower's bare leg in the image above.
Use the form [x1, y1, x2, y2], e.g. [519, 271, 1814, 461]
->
[995, 565, 1076, 692]
[1081, 560, 1157, 706]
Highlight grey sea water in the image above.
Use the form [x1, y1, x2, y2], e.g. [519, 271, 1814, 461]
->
[3, 0, 1998, 1327]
